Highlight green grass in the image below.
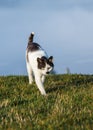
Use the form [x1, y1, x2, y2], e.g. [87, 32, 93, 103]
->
[0, 74, 93, 130]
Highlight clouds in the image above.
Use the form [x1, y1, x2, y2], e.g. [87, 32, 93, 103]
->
[0, 0, 93, 10]
[0, 0, 19, 8]
[38, 8, 93, 50]
[0, 0, 93, 75]
[42, 8, 93, 74]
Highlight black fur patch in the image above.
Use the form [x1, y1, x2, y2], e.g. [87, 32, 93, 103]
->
[37, 56, 47, 69]
[27, 42, 41, 52]
[47, 56, 54, 67]
[37, 56, 54, 69]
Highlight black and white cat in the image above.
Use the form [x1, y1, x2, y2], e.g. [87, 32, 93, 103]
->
[26, 32, 54, 95]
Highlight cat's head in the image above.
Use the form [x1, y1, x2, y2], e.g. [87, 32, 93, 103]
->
[37, 56, 54, 75]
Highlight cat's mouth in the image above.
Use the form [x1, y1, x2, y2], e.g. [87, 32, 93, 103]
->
[46, 72, 50, 74]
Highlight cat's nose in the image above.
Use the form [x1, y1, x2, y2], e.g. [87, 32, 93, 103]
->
[46, 72, 49, 74]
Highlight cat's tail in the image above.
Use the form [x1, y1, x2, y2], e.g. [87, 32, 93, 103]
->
[28, 32, 34, 42]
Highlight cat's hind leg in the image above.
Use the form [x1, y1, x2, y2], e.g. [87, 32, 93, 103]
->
[26, 62, 33, 84]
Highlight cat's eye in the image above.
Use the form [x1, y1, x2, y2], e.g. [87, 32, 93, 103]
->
[48, 67, 51, 70]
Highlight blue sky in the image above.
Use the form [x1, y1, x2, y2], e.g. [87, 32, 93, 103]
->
[0, 0, 93, 75]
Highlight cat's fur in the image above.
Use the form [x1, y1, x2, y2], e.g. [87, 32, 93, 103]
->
[26, 32, 54, 95]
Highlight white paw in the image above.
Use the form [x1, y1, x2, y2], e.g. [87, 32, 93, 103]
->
[29, 81, 33, 84]
[41, 92, 47, 96]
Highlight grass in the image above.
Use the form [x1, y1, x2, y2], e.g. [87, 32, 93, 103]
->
[0, 74, 93, 130]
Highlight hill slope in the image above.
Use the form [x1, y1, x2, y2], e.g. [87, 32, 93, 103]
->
[0, 74, 93, 130]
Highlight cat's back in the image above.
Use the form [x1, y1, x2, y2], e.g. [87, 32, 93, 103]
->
[28, 49, 47, 61]
[26, 32, 47, 67]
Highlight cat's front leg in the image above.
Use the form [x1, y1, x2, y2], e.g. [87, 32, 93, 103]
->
[35, 74, 46, 95]
[41, 75, 45, 84]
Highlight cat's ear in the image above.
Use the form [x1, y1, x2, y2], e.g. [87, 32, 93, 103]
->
[37, 56, 47, 63]
[48, 56, 53, 62]
[37, 57, 42, 63]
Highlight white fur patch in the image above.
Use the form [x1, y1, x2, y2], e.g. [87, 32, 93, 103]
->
[26, 50, 48, 95]
[31, 32, 35, 35]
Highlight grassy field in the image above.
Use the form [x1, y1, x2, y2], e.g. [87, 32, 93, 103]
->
[0, 74, 93, 130]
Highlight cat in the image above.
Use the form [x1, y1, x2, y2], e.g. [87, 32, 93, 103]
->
[26, 32, 54, 95]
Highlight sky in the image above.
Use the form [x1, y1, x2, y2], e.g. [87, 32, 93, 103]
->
[0, 0, 93, 75]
